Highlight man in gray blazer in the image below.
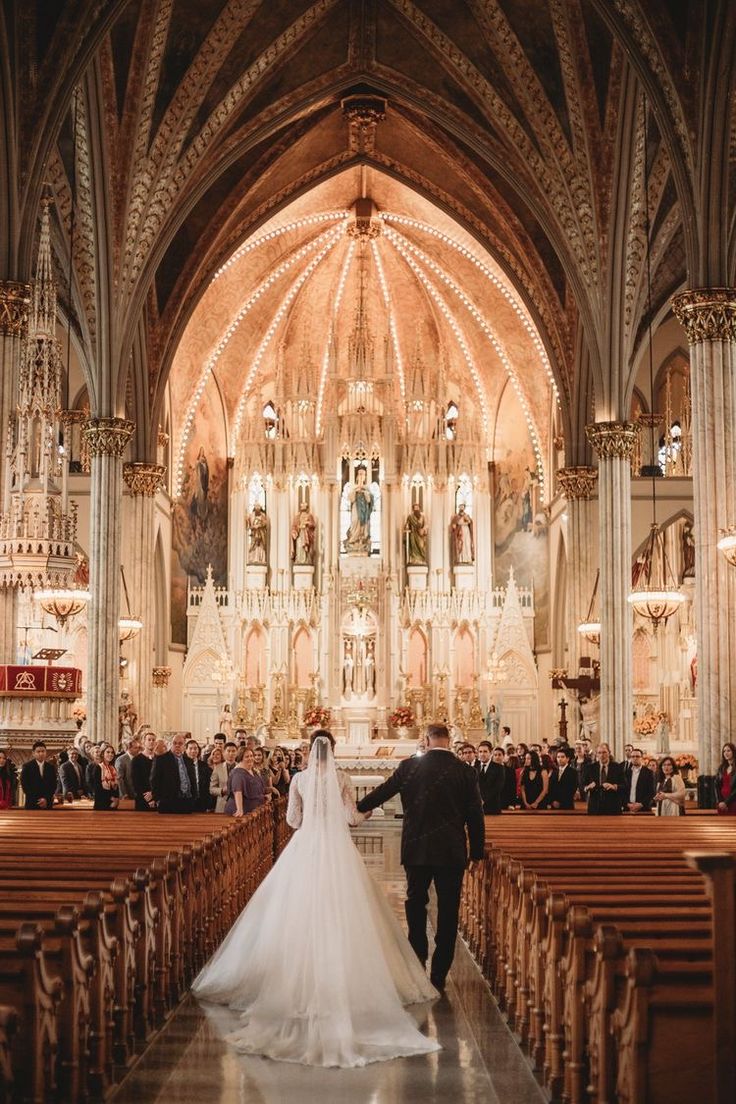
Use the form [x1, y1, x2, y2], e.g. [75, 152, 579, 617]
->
[116, 737, 141, 800]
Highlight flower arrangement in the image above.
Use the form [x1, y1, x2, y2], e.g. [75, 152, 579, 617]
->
[303, 706, 332, 728]
[675, 753, 698, 771]
[72, 705, 87, 722]
[633, 710, 668, 736]
[389, 706, 415, 729]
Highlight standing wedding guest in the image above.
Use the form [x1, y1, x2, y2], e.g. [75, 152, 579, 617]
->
[547, 747, 578, 809]
[654, 756, 686, 816]
[21, 741, 58, 809]
[185, 738, 212, 811]
[623, 747, 655, 812]
[495, 746, 517, 809]
[582, 743, 626, 815]
[132, 732, 157, 810]
[252, 745, 272, 790]
[0, 750, 16, 809]
[502, 747, 521, 807]
[209, 743, 234, 813]
[519, 750, 549, 810]
[459, 743, 477, 767]
[715, 742, 736, 815]
[476, 740, 505, 814]
[151, 733, 197, 814]
[87, 745, 120, 810]
[270, 747, 291, 796]
[224, 747, 270, 817]
[116, 737, 141, 800]
[59, 746, 88, 801]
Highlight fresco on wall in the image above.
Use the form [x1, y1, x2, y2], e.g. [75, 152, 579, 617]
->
[170, 381, 228, 644]
[493, 387, 549, 648]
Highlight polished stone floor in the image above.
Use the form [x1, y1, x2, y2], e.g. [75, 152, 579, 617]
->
[112, 823, 545, 1104]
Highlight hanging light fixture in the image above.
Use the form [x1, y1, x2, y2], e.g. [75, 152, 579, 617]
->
[627, 97, 684, 631]
[578, 569, 601, 645]
[36, 586, 90, 628]
[118, 566, 142, 642]
[717, 527, 736, 567]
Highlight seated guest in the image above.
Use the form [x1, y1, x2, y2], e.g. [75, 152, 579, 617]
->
[459, 743, 477, 767]
[623, 747, 655, 812]
[87, 744, 120, 810]
[715, 742, 736, 815]
[270, 747, 291, 797]
[116, 737, 141, 800]
[654, 756, 686, 816]
[519, 750, 549, 810]
[59, 746, 88, 801]
[224, 746, 270, 817]
[185, 738, 212, 811]
[582, 743, 625, 815]
[211, 741, 237, 813]
[548, 747, 578, 809]
[20, 741, 58, 809]
[0, 749, 16, 809]
[476, 740, 505, 814]
[151, 733, 197, 813]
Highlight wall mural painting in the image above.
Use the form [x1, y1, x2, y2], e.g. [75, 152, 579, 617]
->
[170, 381, 229, 643]
[493, 389, 549, 647]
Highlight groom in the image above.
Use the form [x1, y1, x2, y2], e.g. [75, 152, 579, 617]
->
[356, 723, 485, 991]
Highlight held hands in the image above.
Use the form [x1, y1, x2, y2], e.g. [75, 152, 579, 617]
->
[601, 782, 617, 791]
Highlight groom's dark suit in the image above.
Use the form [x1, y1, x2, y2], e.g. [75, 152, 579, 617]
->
[356, 748, 485, 988]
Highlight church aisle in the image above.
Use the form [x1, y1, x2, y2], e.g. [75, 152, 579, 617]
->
[111, 823, 544, 1104]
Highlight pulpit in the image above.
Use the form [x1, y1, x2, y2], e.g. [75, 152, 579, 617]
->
[0, 663, 83, 745]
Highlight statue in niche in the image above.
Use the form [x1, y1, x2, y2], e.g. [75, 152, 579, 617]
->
[450, 503, 475, 565]
[484, 704, 500, 740]
[364, 637, 376, 699]
[219, 703, 234, 739]
[290, 505, 316, 565]
[681, 520, 695, 580]
[246, 502, 268, 565]
[119, 690, 137, 746]
[404, 503, 428, 566]
[343, 465, 373, 554]
[342, 638, 355, 697]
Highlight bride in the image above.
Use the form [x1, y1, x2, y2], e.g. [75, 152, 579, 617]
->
[192, 730, 440, 1067]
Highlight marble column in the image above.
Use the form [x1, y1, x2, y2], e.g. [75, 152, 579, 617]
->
[151, 665, 172, 735]
[83, 418, 135, 744]
[672, 289, 736, 771]
[585, 422, 637, 757]
[0, 282, 31, 662]
[556, 466, 598, 669]
[122, 462, 166, 728]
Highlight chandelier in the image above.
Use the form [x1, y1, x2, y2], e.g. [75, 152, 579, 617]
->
[627, 97, 683, 632]
[118, 566, 142, 642]
[717, 526, 736, 567]
[577, 569, 601, 645]
[36, 587, 90, 628]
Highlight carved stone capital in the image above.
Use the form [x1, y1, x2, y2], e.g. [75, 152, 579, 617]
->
[556, 466, 598, 500]
[60, 409, 88, 429]
[83, 418, 135, 459]
[636, 413, 663, 429]
[123, 462, 167, 496]
[152, 666, 171, 688]
[585, 421, 638, 460]
[0, 281, 32, 336]
[671, 288, 736, 344]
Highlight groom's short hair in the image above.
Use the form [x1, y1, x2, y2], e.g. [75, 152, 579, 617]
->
[426, 724, 450, 744]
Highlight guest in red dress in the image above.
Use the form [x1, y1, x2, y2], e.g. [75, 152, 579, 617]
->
[715, 742, 736, 815]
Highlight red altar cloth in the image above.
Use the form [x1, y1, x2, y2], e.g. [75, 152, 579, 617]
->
[0, 665, 82, 697]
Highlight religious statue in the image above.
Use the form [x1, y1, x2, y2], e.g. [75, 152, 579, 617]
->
[484, 704, 500, 740]
[681, 520, 695, 580]
[579, 693, 600, 740]
[247, 502, 268, 564]
[404, 503, 428, 566]
[364, 637, 376, 699]
[219, 703, 233, 739]
[450, 503, 474, 565]
[291, 506, 316, 565]
[119, 690, 137, 745]
[343, 466, 373, 554]
[343, 638, 355, 696]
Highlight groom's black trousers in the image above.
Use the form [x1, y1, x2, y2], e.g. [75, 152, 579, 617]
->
[404, 864, 466, 983]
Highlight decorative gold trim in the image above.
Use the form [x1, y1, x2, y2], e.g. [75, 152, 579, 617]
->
[0, 281, 32, 336]
[671, 288, 736, 344]
[556, 466, 597, 500]
[82, 418, 135, 458]
[585, 421, 638, 460]
[636, 413, 663, 428]
[123, 462, 167, 496]
[152, 666, 171, 688]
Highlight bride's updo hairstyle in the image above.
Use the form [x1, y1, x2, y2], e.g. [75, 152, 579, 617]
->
[310, 729, 335, 750]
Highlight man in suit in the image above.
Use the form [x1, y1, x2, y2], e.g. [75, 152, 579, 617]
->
[356, 723, 485, 992]
[547, 746, 578, 809]
[582, 743, 626, 815]
[58, 746, 88, 800]
[20, 741, 58, 809]
[151, 733, 196, 813]
[623, 747, 655, 812]
[116, 737, 141, 800]
[476, 740, 505, 814]
[185, 738, 212, 811]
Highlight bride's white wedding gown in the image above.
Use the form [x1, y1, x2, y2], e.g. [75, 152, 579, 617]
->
[191, 737, 440, 1067]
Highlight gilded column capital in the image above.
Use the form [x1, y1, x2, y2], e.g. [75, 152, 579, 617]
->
[636, 413, 663, 429]
[152, 665, 172, 688]
[671, 288, 736, 344]
[585, 421, 638, 460]
[83, 417, 135, 458]
[556, 466, 598, 500]
[0, 281, 32, 336]
[123, 462, 167, 496]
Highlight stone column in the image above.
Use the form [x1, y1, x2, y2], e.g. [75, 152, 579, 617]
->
[83, 418, 135, 744]
[556, 466, 598, 669]
[585, 422, 638, 757]
[151, 665, 172, 735]
[122, 462, 166, 728]
[0, 282, 31, 662]
[672, 289, 736, 771]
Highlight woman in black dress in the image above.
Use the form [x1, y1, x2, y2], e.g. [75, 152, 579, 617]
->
[87, 744, 120, 810]
[519, 750, 549, 811]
